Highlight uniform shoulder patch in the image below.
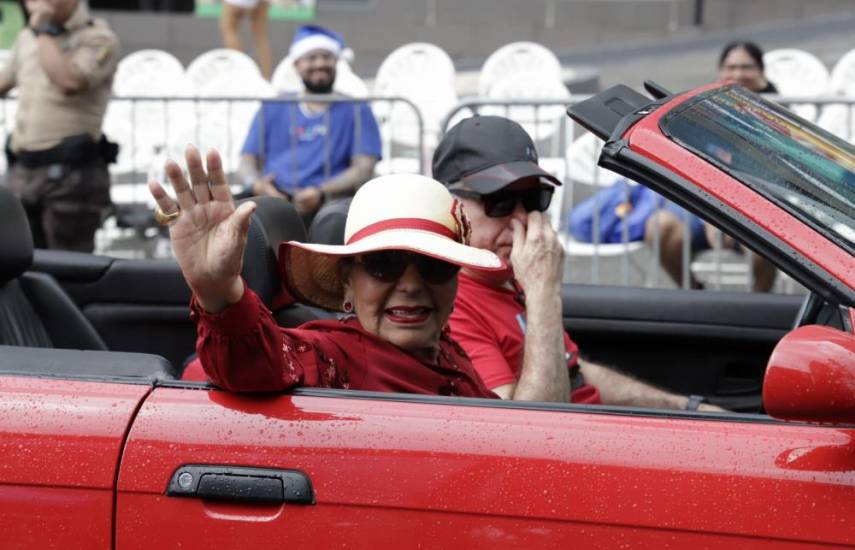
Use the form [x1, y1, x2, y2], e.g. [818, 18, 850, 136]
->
[96, 45, 111, 63]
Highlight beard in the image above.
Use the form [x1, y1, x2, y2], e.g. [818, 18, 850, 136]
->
[302, 74, 335, 94]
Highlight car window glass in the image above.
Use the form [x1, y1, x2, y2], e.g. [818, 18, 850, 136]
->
[661, 86, 855, 253]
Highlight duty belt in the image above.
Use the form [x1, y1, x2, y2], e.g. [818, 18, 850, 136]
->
[13, 134, 105, 169]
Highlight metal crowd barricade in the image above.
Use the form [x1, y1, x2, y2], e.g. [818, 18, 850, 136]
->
[0, 94, 425, 259]
[440, 96, 855, 294]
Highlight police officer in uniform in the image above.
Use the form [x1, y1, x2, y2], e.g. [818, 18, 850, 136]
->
[0, 0, 120, 252]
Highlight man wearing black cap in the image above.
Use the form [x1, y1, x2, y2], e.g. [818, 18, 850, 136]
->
[434, 116, 721, 410]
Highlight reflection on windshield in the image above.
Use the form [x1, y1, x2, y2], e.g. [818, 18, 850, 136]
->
[661, 86, 855, 252]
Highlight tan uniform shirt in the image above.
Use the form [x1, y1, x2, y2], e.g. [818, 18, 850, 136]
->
[1, 2, 120, 152]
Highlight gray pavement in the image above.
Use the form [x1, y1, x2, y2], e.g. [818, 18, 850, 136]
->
[450, 10, 855, 97]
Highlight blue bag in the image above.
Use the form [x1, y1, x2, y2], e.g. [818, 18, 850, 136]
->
[567, 179, 662, 244]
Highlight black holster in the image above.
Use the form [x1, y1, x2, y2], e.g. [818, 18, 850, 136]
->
[98, 135, 119, 164]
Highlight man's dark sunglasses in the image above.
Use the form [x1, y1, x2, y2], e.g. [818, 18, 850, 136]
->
[451, 186, 554, 218]
[356, 251, 460, 285]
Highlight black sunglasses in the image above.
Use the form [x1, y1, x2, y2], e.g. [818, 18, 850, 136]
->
[451, 186, 554, 218]
[356, 251, 460, 285]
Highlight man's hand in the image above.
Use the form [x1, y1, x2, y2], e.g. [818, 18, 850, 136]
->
[26, 0, 56, 28]
[252, 175, 287, 199]
[148, 146, 257, 313]
[293, 187, 323, 215]
[509, 211, 563, 296]
[506, 210, 569, 403]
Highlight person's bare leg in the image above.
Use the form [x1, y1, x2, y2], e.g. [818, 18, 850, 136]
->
[646, 210, 688, 288]
[752, 254, 777, 292]
[704, 223, 776, 292]
[220, 3, 245, 51]
[250, 1, 272, 80]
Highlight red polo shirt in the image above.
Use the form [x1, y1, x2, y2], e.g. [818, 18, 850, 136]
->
[449, 271, 602, 404]
[189, 287, 498, 399]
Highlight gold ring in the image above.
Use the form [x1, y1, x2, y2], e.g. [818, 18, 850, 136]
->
[154, 204, 181, 226]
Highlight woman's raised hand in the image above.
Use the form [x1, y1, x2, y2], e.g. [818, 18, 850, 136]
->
[148, 146, 257, 313]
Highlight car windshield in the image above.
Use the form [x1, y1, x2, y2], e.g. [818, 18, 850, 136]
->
[660, 85, 855, 253]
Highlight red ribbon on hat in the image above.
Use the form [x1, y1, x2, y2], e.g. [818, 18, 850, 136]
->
[346, 218, 458, 245]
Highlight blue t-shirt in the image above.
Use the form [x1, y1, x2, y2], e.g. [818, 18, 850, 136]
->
[242, 95, 382, 195]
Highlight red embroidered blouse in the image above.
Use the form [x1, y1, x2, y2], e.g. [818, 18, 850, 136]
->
[191, 287, 498, 399]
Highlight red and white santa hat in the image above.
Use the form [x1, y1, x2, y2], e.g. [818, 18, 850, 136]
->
[279, 174, 503, 310]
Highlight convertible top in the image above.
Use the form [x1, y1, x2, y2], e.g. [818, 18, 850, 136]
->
[0, 345, 178, 381]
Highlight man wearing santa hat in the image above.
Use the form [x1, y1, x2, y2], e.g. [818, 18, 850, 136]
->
[240, 25, 381, 221]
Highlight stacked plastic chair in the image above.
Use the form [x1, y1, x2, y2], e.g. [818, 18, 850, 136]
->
[829, 48, 855, 96]
[0, 49, 14, 175]
[372, 42, 458, 174]
[818, 48, 855, 143]
[763, 48, 830, 121]
[182, 49, 274, 175]
[477, 42, 571, 143]
[106, 49, 194, 205]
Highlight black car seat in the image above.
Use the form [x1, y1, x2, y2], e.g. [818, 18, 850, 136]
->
[0, 185, 108, 350]
[307, 198, 352, 246]
[240, 196, 335, 327]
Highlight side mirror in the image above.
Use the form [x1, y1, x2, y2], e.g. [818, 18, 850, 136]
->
[763, 325, 855, 425]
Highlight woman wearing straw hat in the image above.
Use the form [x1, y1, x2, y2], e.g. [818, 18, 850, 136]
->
[149, 146, 570, 402]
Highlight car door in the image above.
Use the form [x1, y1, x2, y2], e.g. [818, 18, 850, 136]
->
[116, 384, 855, 548]
[561, 283, 804, 410]
[0, 375, 151, 548]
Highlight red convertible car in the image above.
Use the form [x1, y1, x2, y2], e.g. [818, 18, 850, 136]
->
[1, 82, 853, 548]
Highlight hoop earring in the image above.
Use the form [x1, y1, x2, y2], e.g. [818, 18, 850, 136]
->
[342, 299, 354, 313]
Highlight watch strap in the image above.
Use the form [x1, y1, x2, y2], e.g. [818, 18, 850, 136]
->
[685, 394, 706, 411]
[32, 23, 65, 37]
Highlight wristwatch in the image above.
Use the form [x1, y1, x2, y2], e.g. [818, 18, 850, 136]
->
[31, 22, 65, 37]
[685, 394, 706, 411]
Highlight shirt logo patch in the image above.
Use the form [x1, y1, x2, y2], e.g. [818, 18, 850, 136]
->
[295, 124, 328, 141]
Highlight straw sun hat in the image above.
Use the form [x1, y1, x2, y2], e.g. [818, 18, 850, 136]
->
[280, 174, 503, 311]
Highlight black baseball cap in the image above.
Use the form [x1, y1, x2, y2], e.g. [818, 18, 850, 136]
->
[432, 115, 562, 194]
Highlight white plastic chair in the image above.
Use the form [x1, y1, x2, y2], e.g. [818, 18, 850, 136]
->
[813, 49, 855, 143]
[372, 74, 457, 150]
[271, 56, 368, 97]
[829, 48, 855, 96]
[816, 104, 855, 143]
[106, 50, 196, 187]
[333, 60, 369, 98]
[0, 49, 15, 173]
[186, 49, 262, 96]
[478, 42, 564, 97]
[375, 43, 455, 89]
[564, 132, 623, 188]
[763, 49, 830, 121]
[478, 74, 571, 142]
[182, 74, 275, 174]
[559, 233, 648, 287]
[113, 49, 187, 96]
[374, 157, 421, 176]
[372, 42, 457, 135]
[556, 132, 644, 280]
[271, 56, 301, 93]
